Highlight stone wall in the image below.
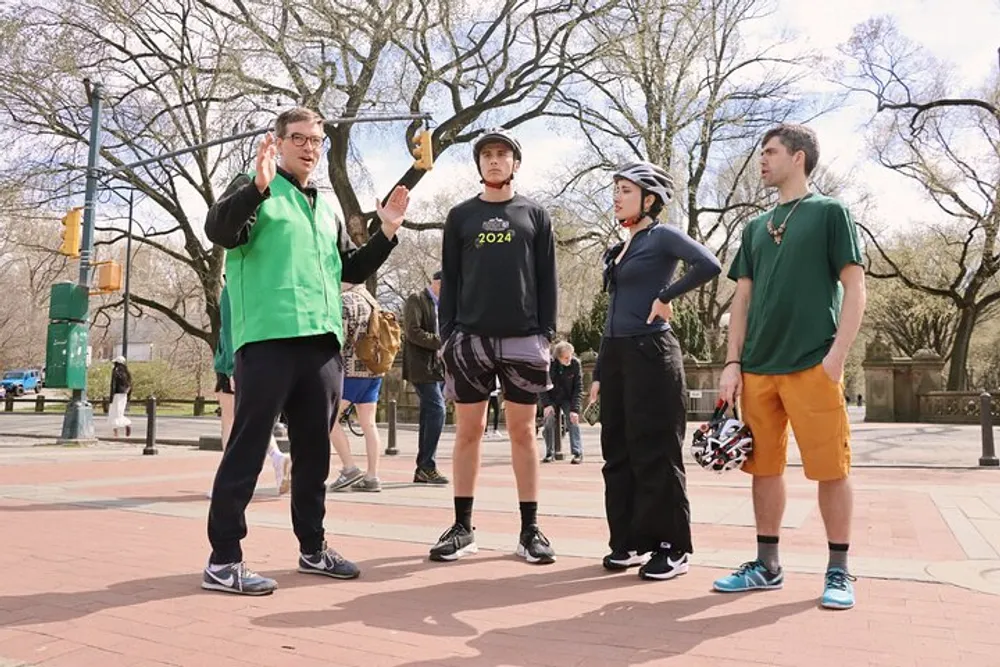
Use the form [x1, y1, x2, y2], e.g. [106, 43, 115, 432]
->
[861, 334, 949, 423]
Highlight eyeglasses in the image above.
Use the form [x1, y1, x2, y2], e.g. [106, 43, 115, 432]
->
[285, 132, 325, 149]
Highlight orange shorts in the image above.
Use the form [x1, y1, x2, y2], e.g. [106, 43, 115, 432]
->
[740, 363, 851, 482]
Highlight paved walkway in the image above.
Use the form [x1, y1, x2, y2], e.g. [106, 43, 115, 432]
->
[2, 406, 998, 467]
[0, 429, 998, 666]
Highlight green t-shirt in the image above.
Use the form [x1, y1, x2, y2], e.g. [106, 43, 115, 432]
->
[727, 193, 862, 375]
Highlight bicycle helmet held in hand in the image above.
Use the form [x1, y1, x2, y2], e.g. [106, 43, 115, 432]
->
[691, 399, 753, 473]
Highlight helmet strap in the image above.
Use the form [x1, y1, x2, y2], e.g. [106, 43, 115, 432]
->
[481, 176, 513, 189]
[617, 188, 651, 228]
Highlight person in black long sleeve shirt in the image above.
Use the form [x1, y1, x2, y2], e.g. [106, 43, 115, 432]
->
[200, 107, 406, 597]
[540, 342, 584, 463]
[588, 161, 721, 582]
[430, 128, 557, 566]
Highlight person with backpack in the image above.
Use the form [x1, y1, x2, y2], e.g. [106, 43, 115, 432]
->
[201, 107, 405, 595]
[328, 282, 392, 492]
[108, 356, 132, 438]
[587, 161, 721, 581]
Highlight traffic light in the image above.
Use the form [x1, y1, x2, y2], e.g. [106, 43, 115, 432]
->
[94, 261, 123, 293]
[411, 129, 434, 171]
[59, 207, 83, 258]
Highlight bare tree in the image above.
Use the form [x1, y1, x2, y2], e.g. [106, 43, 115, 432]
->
[0, 191, 72, 368]
[866, 271, 958, 358]
[550, 0, 821, 333]
[196, 0, 619, 240]
[841, 16, 1000, 389]
[0, 0, 620, 358]
[0, 0, 264, 352]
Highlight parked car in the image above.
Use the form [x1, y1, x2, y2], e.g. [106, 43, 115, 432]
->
[1, 369, 42, 396]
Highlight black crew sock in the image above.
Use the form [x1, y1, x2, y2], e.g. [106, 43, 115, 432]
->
[757, 535, 780, 573]
[828, 542, 849, 571]
[454, 497, 474, 532]
[519, 501, 538, 533]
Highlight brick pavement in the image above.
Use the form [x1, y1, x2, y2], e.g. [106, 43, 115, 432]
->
[0, 436, 998, 666]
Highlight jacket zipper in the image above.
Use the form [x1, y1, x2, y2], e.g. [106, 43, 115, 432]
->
[302, 189, 330, 317]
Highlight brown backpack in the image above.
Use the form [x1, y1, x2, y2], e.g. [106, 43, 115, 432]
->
[353, 288, 402, 375]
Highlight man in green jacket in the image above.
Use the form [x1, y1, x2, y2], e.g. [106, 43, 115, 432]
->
[202, 107, 408, 596]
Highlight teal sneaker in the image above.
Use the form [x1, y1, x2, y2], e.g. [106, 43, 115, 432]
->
[821, 568, 856, 609]
[713, 559, 783, 593]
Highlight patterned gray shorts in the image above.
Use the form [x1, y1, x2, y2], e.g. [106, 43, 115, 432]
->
[442, 331, 552, 405]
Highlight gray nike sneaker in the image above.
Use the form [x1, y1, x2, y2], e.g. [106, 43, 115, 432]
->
[201, 562, 277, 596]
[298, 544, 360, 579]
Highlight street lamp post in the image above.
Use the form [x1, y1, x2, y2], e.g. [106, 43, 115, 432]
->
[121, 188, 134, 360]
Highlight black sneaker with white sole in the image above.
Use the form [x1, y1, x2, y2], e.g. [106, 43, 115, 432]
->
[201, 562, 277, 596]
[639, 549, 689, 580]
[298, 544, 360, 579]
[602, 550, 650, 571]
[429, 522, 478, 561]
[516, 525, 556, 564]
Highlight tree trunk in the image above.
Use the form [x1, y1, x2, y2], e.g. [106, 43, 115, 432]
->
[947, 306, 977, 390]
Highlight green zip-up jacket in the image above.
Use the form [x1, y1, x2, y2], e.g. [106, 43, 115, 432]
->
[205, 167, 396, 352]
[213, 284, 234, 376]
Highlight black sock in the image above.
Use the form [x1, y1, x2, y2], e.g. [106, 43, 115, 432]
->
[454, 497, 474, 532]
[519, 501, 538, 532]
[756, 535, 780, 573]
[828, 542, 849, 571]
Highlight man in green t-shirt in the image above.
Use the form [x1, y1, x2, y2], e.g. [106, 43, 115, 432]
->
[713, 124, 866, 610]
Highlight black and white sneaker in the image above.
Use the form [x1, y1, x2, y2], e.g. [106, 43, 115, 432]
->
[516, 525, 556, 564]
[639, 549, 689, 580]
[201, 562, 277, 596]
[429, 523, 478, 561]
[602, 550, 651, 571]
[298, 544, 360, 579]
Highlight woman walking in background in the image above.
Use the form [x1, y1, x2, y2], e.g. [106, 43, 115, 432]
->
[108, 356, 132, 438]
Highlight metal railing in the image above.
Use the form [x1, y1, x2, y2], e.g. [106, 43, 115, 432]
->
[2, 394, 219, 416]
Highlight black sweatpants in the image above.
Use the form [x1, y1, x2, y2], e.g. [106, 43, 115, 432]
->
[208, 334, 343, 564]
[599, 330, 692, 555]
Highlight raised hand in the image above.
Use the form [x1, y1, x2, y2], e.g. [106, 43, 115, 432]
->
[376, 185, 410, 239]
[254, 133, 277, 194]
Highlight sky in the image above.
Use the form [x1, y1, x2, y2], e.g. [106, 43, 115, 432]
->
[155, 0, 1000, 242]
[349, 0, 1000, 229]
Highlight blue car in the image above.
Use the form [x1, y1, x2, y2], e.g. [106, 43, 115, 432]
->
[1, 369, 42, 396]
